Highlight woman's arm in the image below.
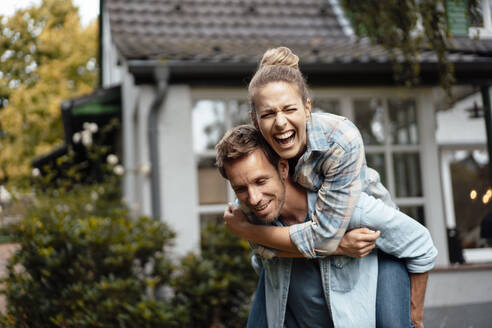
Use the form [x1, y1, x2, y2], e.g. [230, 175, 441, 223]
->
[224, 205, 379, 258]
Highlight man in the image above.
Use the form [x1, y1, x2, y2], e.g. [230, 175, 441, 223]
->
[215, 125, 437, 328]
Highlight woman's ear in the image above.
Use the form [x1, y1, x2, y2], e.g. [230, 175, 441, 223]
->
[278, 159, 289, 181]
[305, 99, 311, 119]
[251, 111, 259, 129]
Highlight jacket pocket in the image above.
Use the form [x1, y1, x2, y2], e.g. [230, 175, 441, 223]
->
[330, 255, 360, 292]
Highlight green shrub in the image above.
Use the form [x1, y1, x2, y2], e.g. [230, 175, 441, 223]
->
[1, 120, 259, 327]
[0, 208, 188, 327]
[172, 223, 257, 327]
[0, 127, 189, 327]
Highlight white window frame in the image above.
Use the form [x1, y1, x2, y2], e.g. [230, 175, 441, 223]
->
[440, 145, 492, 263]
[192, 89, 249, 219]
[191, 87, 428, 230]
[311, 88, 426, 212]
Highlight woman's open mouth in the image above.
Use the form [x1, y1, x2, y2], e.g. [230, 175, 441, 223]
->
[274, 131, 295, 147]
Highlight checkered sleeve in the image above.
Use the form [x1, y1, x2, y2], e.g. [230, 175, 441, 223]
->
[290, 139, 364, 258]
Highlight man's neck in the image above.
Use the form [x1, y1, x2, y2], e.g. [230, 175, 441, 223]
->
[278, 179, 308, 226]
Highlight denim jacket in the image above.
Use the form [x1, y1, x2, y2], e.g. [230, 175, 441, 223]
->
[255, 192, 437, 328]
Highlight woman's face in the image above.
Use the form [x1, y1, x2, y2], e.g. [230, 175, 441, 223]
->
[252, 81, 311, 159]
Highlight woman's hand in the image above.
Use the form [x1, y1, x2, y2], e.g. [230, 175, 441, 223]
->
[223, 203, 251, 238]
[333, 228, 380, 258]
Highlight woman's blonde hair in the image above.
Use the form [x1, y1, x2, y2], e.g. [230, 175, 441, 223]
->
[248, 47, 310, 113]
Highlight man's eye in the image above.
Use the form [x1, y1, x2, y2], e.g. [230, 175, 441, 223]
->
[234, 187, 246, 193]
[260, 112, 274, 119]
[257, 179, 267, 185]
[285, 108, 297, 112]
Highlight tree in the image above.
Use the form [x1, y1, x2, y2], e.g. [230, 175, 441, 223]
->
[0, 0, 98, 184]
[342, 0, 480, 94]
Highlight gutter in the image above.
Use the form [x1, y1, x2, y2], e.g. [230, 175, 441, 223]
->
[127, 59, 492, 87]
[148, 66, 170, 219]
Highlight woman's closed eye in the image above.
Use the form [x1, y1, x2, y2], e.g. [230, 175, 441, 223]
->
[260, 112, 274, 119]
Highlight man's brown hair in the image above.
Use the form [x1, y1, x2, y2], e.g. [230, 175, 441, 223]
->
[215, 124, 279, 179]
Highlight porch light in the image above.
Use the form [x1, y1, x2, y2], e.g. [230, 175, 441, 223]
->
[482, 189, 492, 204]
[470, 189, 478, 200]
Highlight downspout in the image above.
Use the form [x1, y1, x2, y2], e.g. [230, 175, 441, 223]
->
[481, 85, 492, 186]
[148, 67, 170, 219]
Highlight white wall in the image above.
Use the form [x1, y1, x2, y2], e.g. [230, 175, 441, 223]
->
[158, 86, 200, 256]
[419, 91, 450, 266]
[436, 93, 486, 146]
[101, 2, 122, 87]
[426, 269, 492, 307]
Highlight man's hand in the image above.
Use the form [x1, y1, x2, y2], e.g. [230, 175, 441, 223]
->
[333, 228, 380, 258]
[223, 203, 250, 238]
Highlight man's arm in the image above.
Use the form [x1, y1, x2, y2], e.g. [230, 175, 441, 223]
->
[410, 272, 428, 328]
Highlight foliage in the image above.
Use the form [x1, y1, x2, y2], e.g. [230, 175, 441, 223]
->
[342, 0, 479, 95]
[172, 223, 257, 327]
[0, 0, 98, 183]
[0, 133, 190, 327]
[1, 131, 259, 327]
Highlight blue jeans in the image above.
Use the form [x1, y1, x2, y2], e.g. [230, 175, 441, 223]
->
[376, 252, 413, 328]
[246, 252, 412, 327]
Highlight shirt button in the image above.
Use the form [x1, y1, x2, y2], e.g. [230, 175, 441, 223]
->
[337, 262, 342, 268]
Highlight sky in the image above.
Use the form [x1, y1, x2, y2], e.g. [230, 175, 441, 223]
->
[0, 0, 99, 26]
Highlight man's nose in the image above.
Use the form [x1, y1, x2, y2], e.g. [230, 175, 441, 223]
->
[248, 187, 261, 206]
[274, 112, 287, 129]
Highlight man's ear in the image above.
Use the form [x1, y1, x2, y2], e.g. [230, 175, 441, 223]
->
[305, 98, 312, 119]
[277, 159, 289, 181]
[251, 111, 259, 129]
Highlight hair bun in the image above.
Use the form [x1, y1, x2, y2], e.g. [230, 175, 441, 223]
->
[259, 47, 299, 70]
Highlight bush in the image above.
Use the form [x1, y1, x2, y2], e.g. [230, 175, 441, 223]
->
[1, 120, 259, 327]
[172, 223, 257, 327]
[0, 202, 188, 327]
[0, 123, 189, 327]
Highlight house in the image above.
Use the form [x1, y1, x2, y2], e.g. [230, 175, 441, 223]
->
[101, 0, 492, 325]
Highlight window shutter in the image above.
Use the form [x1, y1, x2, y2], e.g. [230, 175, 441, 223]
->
[446, 0, 470, 37]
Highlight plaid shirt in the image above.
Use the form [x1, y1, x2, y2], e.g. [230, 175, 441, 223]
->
[247, 113, 395, 259]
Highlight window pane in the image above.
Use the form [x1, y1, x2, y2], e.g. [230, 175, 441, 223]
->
[197, 157, 228, 205]
[388, 99, 418, 145]
[450, 149, 492, 249]
[353, 99, 385, 145]
[192, 100, 226, 152]
[366, 153, 386, 187]
[393, 153, 422, 197]
[229, 100, 251, 126]
[312, 99, 341, 115]
[399, 206, 425, 226]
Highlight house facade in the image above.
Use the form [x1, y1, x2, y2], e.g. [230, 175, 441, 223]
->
[102, 0, 492, 325]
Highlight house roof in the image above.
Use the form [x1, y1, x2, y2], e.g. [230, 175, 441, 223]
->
[106, 0, 492, 85]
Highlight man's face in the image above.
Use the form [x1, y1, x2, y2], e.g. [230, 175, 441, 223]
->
[225, 149, 287, 224]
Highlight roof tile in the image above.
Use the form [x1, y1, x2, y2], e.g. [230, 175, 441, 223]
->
[107, 0, 492, 64]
